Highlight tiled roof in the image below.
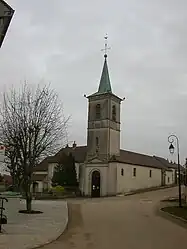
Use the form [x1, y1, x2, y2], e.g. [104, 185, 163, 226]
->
[32, 174, 47, 182]
[153, 156, 185, 171]
[33, 156, 56, 172]
[153, 156, 176, 169]
[113, 150, 171, 170]
[34, 146, 87, 172]
[34, 145, 177, 172]
[54, 146, 87, 163]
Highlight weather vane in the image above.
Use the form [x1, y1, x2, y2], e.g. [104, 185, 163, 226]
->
[101, 34, 110, 58]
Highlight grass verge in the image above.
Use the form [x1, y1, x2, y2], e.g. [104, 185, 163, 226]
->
[161, 205, 187, 221]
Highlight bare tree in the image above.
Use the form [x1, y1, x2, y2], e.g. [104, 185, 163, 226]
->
[0, 83, 68, 212]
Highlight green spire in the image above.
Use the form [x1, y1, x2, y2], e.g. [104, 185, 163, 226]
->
[98, 55, 112, 94]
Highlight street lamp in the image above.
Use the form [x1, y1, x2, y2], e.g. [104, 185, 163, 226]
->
[168, 134, 182, 207]
[169, 143, 175, 154]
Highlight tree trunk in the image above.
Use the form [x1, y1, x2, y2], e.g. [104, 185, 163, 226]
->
[26, 193, 32, 212]
[25, 182, 32, 212]
[185, 186, 187, 204]
[11, 172, 17, 192]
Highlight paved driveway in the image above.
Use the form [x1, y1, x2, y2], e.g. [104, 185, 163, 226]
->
[0, 199, 68, 249]
[41, 187, 187, 249]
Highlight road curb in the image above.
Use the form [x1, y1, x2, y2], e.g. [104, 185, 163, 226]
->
[156, 202, 187, 229]
[121, 184, 177, 197]
[31, 201, 69, 249]
[160, 207, 187, 224]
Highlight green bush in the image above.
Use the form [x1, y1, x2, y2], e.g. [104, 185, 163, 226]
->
[51, 185, 65, 193]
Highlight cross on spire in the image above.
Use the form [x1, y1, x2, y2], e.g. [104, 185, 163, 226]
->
[101, 34, 110, 58]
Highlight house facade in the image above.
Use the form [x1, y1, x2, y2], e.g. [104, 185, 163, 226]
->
[33, 52, 179, 196]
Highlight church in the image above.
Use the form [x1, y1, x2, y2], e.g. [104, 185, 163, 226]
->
[33, 46, 179, 197]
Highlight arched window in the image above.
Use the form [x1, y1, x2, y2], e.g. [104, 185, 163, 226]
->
[95, 104, 101, 119]
[96, 137, 99, 147]
[112, 105, 116, 121]
[121, 168, 124, 176]
[96, 137, 99, 153]
[149, 170, 152, 178]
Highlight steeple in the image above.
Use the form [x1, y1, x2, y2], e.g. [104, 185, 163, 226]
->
[98, 56, 112, 93]
[86, 35, 124, 164]
[97, 35, 112, 94]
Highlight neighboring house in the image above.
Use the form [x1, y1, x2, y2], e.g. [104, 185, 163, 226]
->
[3, 174, 12, 186]
[33, 52, 181, 197]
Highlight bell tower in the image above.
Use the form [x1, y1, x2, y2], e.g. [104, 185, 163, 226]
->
[85, 36, 124, 161]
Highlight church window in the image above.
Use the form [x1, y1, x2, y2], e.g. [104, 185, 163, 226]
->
[96, 137, 99, 147]
[96, 104, 101, 119]
[168, 177, 170, 183]
[149, 170, 152, 178]
[121, 168, 124, 176]
[133, 168, 136, 177]
[112, 105, 116, 121]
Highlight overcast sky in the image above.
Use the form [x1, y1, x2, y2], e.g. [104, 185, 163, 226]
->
[1, 0, 187, 164]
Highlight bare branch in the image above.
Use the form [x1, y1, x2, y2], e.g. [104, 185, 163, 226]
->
[0, 82, 69, 211]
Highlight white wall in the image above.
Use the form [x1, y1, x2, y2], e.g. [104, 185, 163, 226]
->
[48, 163, 57, 188]
[34, 171, 47, 175]
[165, 170, 175, 185]
[31, 181, 44, 193]
[117, 163, 162, 194]
[109, 130, 120, 156]
[79, 163, 85, 193]
[75, 163, 80, 182]
[108, 162, 117, 195]
[38, 182, 43, 192]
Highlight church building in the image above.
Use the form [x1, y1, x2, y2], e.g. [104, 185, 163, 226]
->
[33, 43, 179, 197]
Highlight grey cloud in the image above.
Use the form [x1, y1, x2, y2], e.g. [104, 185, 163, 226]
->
[1, 0, 187, 163]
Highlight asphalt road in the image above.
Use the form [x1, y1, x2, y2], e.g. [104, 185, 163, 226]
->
[41, 187, 187, 249]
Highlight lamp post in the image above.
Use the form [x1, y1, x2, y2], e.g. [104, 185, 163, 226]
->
[185, 158, 187, 186]
[168, 134, 182, 207]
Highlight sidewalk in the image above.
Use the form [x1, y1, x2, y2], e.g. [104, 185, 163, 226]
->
[0, 198, 68, 249]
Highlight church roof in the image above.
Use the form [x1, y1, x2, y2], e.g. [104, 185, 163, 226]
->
[153, 156, 184, 172]
[87, 55, 113, 99]
[34, 145, 177, 172]
[97, 56, 112, 94]
[54, 145, 87, 163]
[114, 150, 171, 170]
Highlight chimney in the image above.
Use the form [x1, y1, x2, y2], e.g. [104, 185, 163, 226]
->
[72, 141, 77, 149]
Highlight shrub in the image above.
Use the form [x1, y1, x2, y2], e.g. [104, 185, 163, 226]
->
[51, 185, 65, 193]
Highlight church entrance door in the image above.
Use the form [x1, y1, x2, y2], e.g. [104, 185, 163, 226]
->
[91, 170, 100, 197]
